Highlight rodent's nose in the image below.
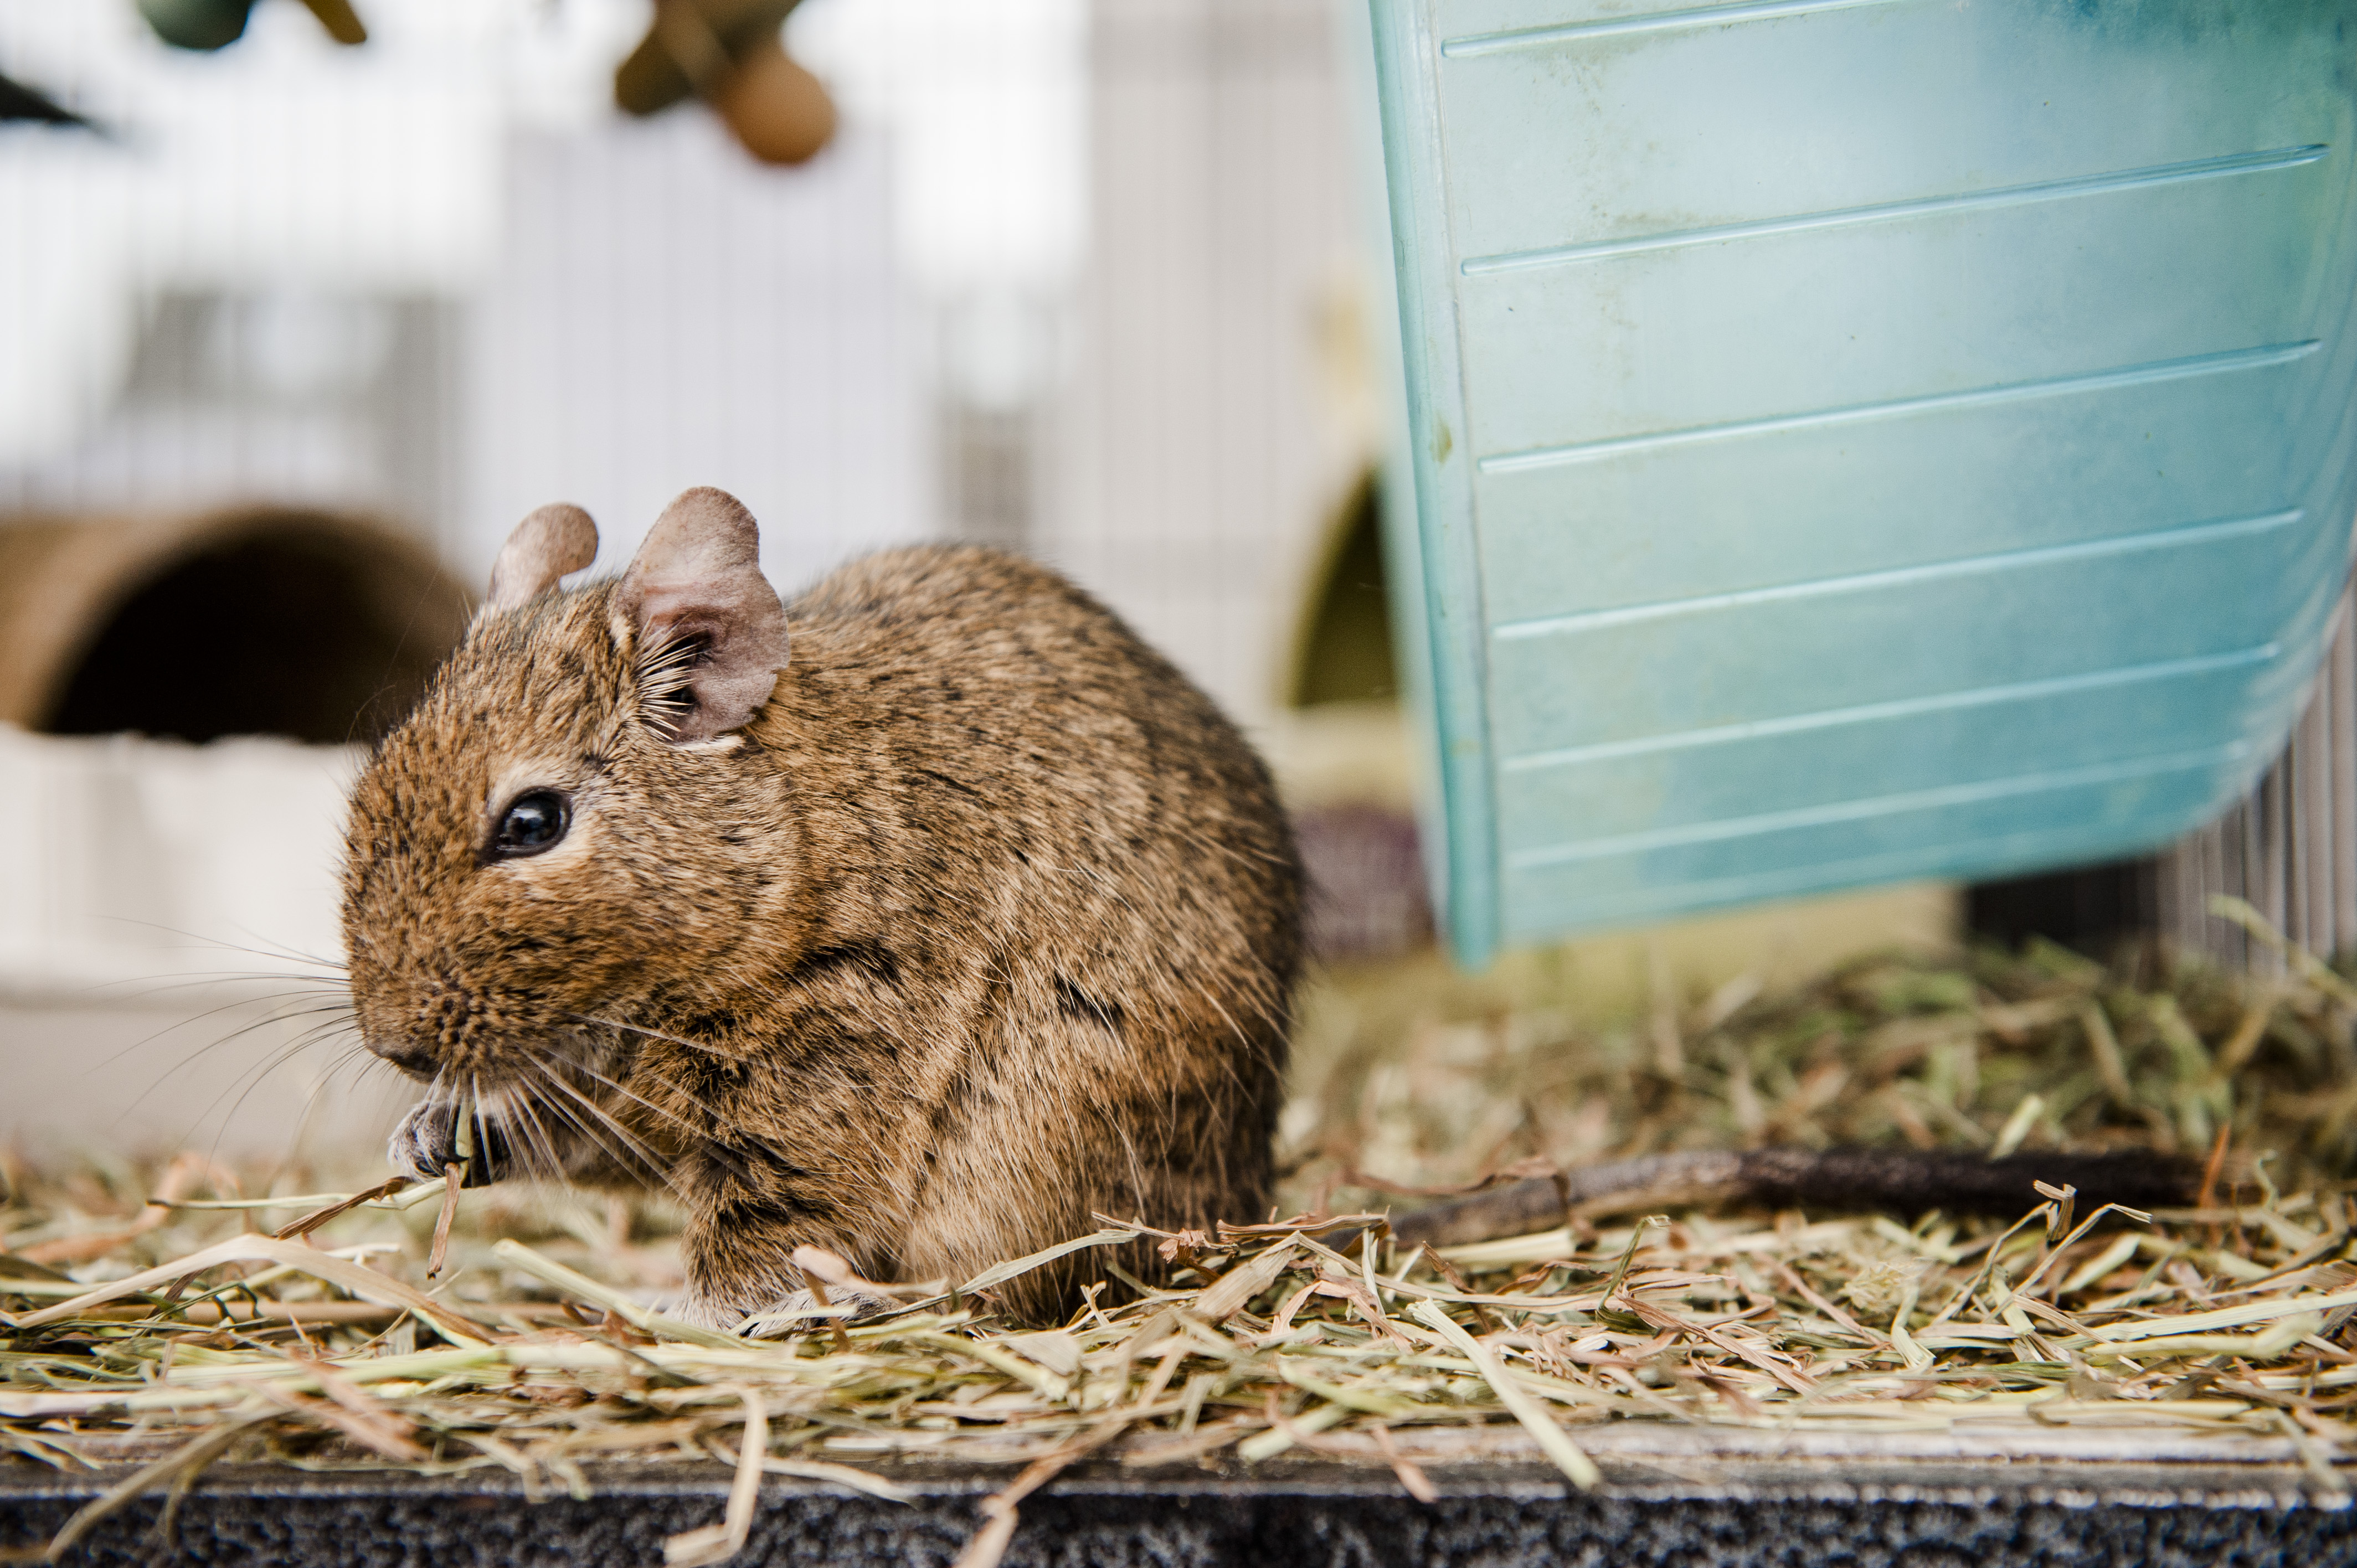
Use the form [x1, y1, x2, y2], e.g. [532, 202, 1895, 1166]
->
[367, 1035, 440, 1078]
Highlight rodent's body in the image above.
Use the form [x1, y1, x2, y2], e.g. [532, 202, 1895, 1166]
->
[344, 495, 1299, 1326]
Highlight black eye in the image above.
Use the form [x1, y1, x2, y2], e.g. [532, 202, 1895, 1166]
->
[491, 790, 570, 858]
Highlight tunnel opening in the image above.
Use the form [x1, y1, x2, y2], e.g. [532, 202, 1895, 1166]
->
[1289, 469, 1398, 710]
[1283, 467, 1432, 961]
[2, 508, 470, 746]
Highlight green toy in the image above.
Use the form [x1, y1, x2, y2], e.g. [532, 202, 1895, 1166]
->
[135, 0, 366, 52]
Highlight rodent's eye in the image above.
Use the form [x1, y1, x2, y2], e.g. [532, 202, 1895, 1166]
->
[490, 790, 571, 859]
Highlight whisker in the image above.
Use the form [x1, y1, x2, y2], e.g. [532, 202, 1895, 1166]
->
[566, 1013, 743, 1060]
[522, 1059, 680, 1192]
[85, 991, 353, 1083]
[531, 1077, 672, 1185]
[538, 1046, 704, 1139]
[150, 1017, 365, 1164]
[100, 1007, 348, 1126]
[503, 1083, 568, 1183]
[241, 1037, 377, 1179]
[94, 976, 355, 1005]
[84, 917, 349, 974]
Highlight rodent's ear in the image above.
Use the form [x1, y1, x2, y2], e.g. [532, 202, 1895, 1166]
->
[487, 504, 600, 611]
[616, 487, 789, 742]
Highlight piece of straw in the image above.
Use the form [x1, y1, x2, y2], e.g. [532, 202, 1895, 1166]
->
[664, 1385, 768, 1567]
[1408, 1301, 1600, 1489]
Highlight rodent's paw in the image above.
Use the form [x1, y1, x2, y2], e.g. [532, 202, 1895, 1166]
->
[722, 1284, 902, 1339]
[387, 1097, 512, 1188]
[384, 1100, 443, 1180]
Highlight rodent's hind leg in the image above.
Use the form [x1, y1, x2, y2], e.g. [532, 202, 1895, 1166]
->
[667, 1213, 904, 1335]
[387, 1094, 514, 1189]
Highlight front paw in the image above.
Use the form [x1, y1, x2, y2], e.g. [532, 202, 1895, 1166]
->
[388, 1097, 511, 1187]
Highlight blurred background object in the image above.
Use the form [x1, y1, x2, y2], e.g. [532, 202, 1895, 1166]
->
[615, 0, 836, 167]
[135, 0, 367, 51]
[0, 67, 101, 128]
[0, 0, 2345, 1167]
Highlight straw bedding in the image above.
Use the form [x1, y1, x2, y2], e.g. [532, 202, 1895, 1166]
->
[7, 899, 2357, 1564]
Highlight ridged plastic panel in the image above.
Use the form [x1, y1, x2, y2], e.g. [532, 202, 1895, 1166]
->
[1366, 0, 2357, 964]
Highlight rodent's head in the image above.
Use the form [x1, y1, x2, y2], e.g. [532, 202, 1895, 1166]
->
[342, 486, 790, 1092]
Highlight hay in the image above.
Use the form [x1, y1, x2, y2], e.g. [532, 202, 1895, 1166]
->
[1280, 898, 2357, 1206]
[8, 910, 2357, 1561]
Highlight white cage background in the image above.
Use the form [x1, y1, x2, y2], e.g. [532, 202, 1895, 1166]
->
[0, 0, 2340, 1162]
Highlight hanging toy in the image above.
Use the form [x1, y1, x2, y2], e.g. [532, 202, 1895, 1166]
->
[136, 0, 366, 53]
[614, 0, 836, 168]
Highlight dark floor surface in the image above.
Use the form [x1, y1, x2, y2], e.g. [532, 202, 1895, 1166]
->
[4, 1454, 2351, 1566]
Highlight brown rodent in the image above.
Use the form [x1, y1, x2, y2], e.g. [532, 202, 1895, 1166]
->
[343, 487, 1299, 1327]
